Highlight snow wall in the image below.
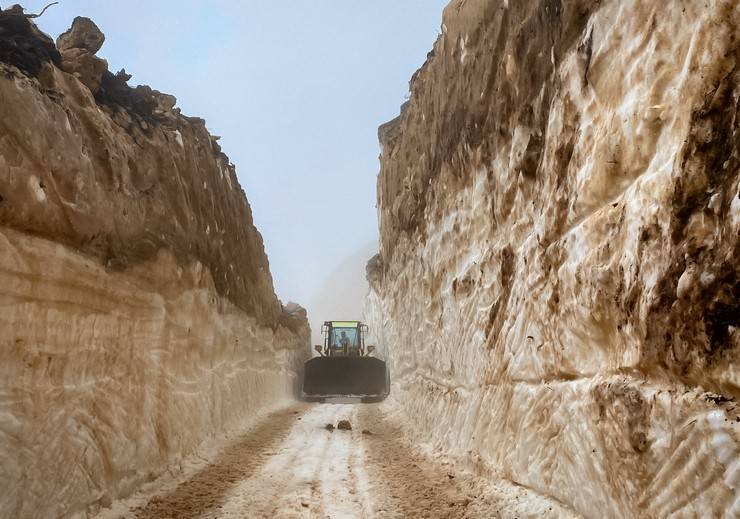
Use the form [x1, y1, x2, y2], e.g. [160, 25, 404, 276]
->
[0, 12, 310, 518]
[366, 1, 740, 517]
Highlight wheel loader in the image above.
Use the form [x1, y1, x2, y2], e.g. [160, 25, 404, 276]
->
[302, 321, 389, 402]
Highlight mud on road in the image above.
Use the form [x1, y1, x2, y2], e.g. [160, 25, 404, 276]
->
[100, 403, 577, 519]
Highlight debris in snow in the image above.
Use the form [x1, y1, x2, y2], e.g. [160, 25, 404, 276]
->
[337, 420, 352, 431]
[705, 393, 734, 405]
[361, 429, 373, 435]
[57, 16, 105, 53]
[324, 423, 335, 432]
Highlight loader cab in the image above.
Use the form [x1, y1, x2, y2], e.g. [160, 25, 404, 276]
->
[321, 321, 368, 357]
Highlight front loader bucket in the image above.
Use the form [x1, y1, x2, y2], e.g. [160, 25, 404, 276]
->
[302, 357, 389, 402]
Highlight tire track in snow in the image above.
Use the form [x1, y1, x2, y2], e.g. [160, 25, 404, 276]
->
[217, 403, 366, 518]
[317, 405, 365, 518]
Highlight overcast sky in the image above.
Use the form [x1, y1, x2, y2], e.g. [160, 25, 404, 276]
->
[33, 0, 446, 329]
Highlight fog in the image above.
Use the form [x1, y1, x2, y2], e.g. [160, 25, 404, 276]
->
[304, 241, 377, 344]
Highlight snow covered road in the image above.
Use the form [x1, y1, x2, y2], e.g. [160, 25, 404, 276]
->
[101, 403, 578, 518]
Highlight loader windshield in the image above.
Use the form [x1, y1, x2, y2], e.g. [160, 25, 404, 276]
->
[329, 327, 358, 348]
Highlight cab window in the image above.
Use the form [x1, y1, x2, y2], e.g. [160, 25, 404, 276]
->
[329, 327, 358, 348]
